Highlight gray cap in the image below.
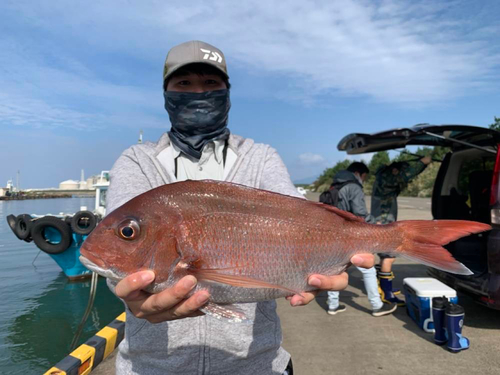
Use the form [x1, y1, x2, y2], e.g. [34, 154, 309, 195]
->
[163, 40, 228, 82]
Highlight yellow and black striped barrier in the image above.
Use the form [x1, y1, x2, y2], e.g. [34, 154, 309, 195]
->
[44, 312, 125, 375]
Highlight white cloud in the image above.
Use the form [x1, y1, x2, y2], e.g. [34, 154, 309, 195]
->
[0, 93, 99, 130]
[344, 152, 373, 163]
[187, 0, 499, 104]
[1, 0, 500, 131]
[0, 37, 166, 131]
[92, 0, 499, 104]
[297, 153, 327, 166]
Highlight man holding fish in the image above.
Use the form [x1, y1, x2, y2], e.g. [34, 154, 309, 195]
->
[80, 41, 489, 375]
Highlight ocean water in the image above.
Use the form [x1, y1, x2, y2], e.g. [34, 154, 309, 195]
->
[0, 198, 124, 374]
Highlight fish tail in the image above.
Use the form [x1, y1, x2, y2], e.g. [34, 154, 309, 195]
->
[393, 220, 491, 275]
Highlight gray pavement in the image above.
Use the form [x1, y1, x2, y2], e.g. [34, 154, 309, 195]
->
[278, 257, 500, 375]
[92, 195, 500, 375]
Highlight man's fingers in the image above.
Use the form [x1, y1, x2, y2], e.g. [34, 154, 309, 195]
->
[308, 273, 349, 291]
[290, 272, 351, 307]
[171, 276, 198, 300]
[140, 275, 198, 313]
[169, 291, 210, 319]
[115, 271, 155, 300]
[143, 291, 210, 323]
[289, 291, 317, 307]
[350, 254, 375, 269]
[117, 274, 211, 322]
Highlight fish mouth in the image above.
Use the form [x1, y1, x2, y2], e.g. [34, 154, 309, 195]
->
[79, 256, 123, 282]
[79, 247, 106, 268]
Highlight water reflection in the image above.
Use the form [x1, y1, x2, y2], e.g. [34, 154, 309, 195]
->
[0, 198, 126, 373]
[4, 274, 123, 373]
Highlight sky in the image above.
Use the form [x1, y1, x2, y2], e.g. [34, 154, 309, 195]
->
[1, 0, 499, 188]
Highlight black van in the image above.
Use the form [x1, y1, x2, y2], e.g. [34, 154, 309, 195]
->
[337, 124, 500, 310]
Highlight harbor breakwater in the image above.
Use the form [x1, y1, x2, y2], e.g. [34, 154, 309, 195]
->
[1, 189, 96, 200]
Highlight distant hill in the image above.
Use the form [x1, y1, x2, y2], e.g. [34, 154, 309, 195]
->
[293, 175, 317, 185]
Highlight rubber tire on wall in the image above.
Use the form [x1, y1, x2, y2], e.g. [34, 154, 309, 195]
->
[6, 214, 18, 236]
[64, 216, 73, 226]
[31, 216, 72, 254]
[14, 214, 33, 242]
[71, 211, 97, 235]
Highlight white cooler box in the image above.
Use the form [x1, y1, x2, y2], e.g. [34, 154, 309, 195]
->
[403, 277, 458, 333]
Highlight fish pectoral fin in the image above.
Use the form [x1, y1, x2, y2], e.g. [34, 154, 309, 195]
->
[200, 302, 252, 324]
[191, 269, 303, 297]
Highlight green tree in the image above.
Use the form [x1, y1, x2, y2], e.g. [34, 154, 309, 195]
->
[313, 145, 450, 197]
[432, 146, 449, 161]
[357, 151, 389, 195]
[397, 146, 449, 197]
[368, 151, 390, 174]
[313, 159, 351, 192]
[489, 116, 500, 132]
[368, 147, 449, 197]
[403, 162, 440, 197]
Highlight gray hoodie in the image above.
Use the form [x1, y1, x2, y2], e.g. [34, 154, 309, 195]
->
[332, 170, 375, 224]
[106, 133, 302, 375]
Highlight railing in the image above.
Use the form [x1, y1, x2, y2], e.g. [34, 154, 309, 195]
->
[44, 312, 125, 375]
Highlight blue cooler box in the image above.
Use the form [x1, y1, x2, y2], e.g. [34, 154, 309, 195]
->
[403, 277, 458, 333]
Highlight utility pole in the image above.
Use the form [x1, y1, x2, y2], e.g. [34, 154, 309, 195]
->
[16, 170, 20, 192]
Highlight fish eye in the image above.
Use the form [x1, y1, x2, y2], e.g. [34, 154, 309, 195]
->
[117, 219, 140, 241]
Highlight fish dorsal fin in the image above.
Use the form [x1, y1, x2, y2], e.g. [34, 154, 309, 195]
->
[316, 202, 364, 222]
[189, 268, 303, 297]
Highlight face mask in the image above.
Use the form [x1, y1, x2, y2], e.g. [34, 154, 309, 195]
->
[164, 89, 231, 160]
[355, 172, 364, 186]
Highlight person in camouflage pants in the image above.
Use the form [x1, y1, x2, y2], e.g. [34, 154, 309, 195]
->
[371, 156, 432, 305]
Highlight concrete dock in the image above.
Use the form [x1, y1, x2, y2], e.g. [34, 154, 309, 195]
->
[91, 195, 500, 374]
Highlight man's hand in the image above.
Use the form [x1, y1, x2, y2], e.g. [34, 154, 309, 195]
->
[287, 253, 375, 307]
[115, 271, 210, 323]
[421, 156, 432, 165]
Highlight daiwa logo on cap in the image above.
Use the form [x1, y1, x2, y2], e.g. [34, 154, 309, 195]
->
[200, 48, 223, 63]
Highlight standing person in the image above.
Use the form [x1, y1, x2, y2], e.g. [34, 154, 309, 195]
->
[371, 156, 432, 305]
[106, 40, 374, 375]
[322, 162, 397, 317]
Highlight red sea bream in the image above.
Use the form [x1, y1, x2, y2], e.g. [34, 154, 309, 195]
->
[80, 180, 490, 321]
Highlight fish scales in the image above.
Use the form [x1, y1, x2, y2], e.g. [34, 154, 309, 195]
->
[178, 213, 365, 302]
[80, 180, 491, 315]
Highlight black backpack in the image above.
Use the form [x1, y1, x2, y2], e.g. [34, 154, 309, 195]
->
[319, 181, 356, 207]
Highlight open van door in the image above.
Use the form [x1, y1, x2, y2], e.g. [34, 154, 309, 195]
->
[337, 123, 500, 310]
[337, 123, 500, 155]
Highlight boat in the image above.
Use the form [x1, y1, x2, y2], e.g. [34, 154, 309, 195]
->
[6, 171, 110, 280]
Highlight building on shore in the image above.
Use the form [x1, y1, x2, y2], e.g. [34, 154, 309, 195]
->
[58, 173, 106, 190]
[0, 180, 15, 197]
[59, 180, 80, 190]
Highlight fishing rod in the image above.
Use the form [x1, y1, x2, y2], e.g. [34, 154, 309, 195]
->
[394, 149, 442, 163]
[31, 251, 41, 269]
[70, 271, 99, 351]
